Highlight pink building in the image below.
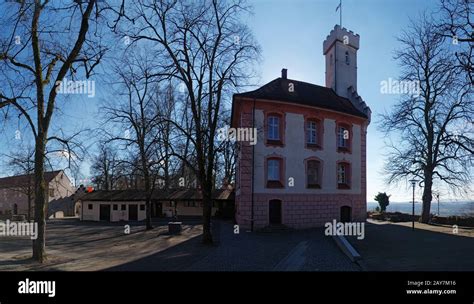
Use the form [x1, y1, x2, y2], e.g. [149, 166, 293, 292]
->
[231, 25, 371, 230]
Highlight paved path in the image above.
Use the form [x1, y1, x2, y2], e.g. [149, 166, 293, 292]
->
[111, 220, 360, 271]
[348, 220, 474, 271]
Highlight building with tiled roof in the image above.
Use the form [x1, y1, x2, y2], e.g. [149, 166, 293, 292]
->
[231, 25, 371, 230]
[0, 170, 74, 219]
[77, 187, 235, 221]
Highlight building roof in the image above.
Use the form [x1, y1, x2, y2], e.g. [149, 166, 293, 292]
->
[233, 77, 368, 118]
[0, 170, 63, 189]
[79, 188, 235, 202]
[48, 196, 75, 217]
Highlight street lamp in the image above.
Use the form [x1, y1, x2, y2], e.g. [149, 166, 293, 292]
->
[436, 193, 440, 216]
[409, 179, 418, 231]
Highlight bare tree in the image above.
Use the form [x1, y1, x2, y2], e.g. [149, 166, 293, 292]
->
[0, 0, 106, 262]
[90, 143, 123, 190]
[113, 0, 260, 243]
[102, 54, 165, 230]
[215, 114, 237, 187]
[219, 140, 237, 186]
[155, 83, 180, 190]
[438, 0, 473, 84]
[4, 145, 35, 221]
[380, 14, 473, 223]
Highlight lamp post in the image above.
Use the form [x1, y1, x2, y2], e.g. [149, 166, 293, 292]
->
[437, 193, 440, 216]
[409, 179, 418, 231]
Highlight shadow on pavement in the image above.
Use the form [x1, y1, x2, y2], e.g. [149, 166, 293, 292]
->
[349, 222, 474, 271]
[104, 233, 213, 271]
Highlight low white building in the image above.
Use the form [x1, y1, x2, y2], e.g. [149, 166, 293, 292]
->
[78, 190, 147, 222]
[77, 188, 235, 222]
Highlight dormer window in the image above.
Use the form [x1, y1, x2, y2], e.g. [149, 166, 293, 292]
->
[345, 51, 350, 65]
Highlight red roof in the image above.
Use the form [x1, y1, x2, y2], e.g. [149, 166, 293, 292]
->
[234, 77, 368, 118]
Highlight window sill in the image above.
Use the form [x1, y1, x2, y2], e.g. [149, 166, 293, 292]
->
[337, 183, 351, 190]
[266, 181, 284, 188]
[266, 140, 284, 147]
[337, 147, 351, 153]
[306, 143, 322, 150]
[307, 184, 321, 189]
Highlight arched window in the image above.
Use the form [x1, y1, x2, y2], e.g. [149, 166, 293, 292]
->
[345, 51, 350, 65]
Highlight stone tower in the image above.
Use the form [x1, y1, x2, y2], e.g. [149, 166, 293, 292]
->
[323, 25, 360, 99]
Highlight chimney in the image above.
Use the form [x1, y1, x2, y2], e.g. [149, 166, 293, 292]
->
[281, 68, 287, 79]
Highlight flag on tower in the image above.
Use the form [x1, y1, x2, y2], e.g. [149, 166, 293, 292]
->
[336, 0, 342, 27]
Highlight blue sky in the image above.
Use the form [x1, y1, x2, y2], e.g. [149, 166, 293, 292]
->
[0, 0, 471, 203]
[247, 0, 471, 202]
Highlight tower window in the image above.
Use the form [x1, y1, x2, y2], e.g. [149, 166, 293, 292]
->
[345, 51, 350, 65]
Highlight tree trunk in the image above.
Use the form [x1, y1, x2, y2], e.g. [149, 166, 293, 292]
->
[420, 173, 433, 223]
[142, 157, 153, 230]
[145, 197, 152, 230]
[27, 193, 32, 222]
[32, 134, 47, 263]
[202, 186, 213, 244]
[27, 181, 32, 222]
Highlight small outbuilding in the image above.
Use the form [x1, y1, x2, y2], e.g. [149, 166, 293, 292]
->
[77, 187, 234, 222]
